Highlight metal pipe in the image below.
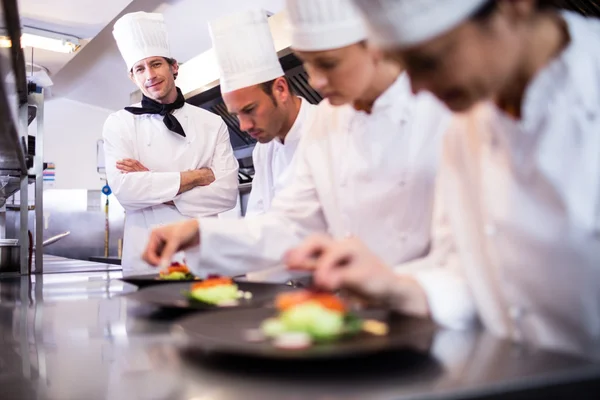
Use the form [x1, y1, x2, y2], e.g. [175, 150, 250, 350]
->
[31, 90, 44, 273]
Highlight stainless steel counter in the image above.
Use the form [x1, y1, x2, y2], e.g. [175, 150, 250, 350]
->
[0, 260, 599, 400]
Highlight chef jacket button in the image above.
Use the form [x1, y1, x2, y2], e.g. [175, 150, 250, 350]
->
[398, 180, 406, 187]
[484, 223, 497, 237]
[400, 233, 408, 242]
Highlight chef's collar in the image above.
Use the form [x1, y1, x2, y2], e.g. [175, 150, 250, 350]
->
[275, 97, 309, 146]
[354, 72, 413, 122]
[518, 10, 598, 132]
[560, 11, 599, 115]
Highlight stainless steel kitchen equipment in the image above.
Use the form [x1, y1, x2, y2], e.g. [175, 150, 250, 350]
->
[0, 231, 69, 273]
[0, 0, 47, 275]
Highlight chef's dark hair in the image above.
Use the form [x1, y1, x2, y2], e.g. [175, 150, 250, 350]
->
[165, 57, 179, 80]
[260, 76, 295, 106]
[471, 0, 556, 21]
[129, 57, 179, 79]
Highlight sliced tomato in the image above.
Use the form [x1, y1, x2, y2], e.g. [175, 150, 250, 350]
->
[275, 291, 314, 311]
[159, 263, 190, 276]
[275, 290, 346, 313]
[312, 293, 346, 313]
[192, 277, 233, 290]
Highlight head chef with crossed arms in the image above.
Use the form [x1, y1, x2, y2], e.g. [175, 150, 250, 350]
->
[103, 12, 239, 276]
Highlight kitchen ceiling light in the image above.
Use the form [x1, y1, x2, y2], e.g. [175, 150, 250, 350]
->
[0, 26, 81, 53]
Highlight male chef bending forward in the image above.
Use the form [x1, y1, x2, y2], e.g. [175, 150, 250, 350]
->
[103, 12, 239, 275]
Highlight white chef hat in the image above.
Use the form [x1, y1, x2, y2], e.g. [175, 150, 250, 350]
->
[285, 0, 367, 51]
[209, 9, 284, 94]
[113, 12, 172, 71]
[352, 0, 488, 49]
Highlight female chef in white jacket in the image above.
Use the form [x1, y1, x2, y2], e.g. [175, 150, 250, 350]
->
[287, 0, 600, 359]
[103, 12, 239, 275]
[141, 0, 450, 281]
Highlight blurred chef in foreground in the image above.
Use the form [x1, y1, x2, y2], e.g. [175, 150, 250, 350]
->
[141, 0, 449, 283]
[103, 12, 239, 275]
[287, 0, 600, 359]
[209, 9, 318, 217]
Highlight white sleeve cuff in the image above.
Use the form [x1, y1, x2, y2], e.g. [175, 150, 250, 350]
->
[151, 171, 180, 200]
[400, 267, 478, 331]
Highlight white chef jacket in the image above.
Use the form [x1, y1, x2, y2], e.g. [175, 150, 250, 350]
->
[103, 103, 239, 275]
[245, 98, 318, 216]
[404, 11, 600, 359]
[187, 73, 450, 279]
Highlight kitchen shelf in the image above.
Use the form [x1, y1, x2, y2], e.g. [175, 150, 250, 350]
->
[0, 0, 28, 175]
[0, 176, 22, 206]
[0, 52, 27, 174]
[0, 0, 45, 275]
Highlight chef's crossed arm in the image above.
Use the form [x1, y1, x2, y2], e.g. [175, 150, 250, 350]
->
[172, 121, 239, 217]
[102, 114, 194, 211]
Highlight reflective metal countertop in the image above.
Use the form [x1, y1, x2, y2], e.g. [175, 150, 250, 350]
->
[1, 262, 599, 400]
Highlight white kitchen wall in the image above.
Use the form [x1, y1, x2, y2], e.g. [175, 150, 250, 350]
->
[36, 96, 115, 191]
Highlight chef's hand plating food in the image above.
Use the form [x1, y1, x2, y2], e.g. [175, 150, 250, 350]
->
[285, 235, 431, 319]
[143, 219, 201, 269]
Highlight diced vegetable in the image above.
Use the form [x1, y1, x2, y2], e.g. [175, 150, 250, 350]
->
[276, 291, 314, 311]
[261, 290, 384, 347]
[188, 283, 239, 305]
[192, 277, 233, 289]
[280, 301, 344, 340]
[158, 262, 195, 280]
[343, 313, 364, 336]
[159, 271, 188, 280]
[362, 319, 389, 336]
[275, 290, 347, 313]
[261, 318, 287, 338]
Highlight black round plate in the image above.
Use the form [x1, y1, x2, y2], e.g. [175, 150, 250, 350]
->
[124, 281, 296, 310]
[119, 274, 201, 288]
[174, 307, 437, 360]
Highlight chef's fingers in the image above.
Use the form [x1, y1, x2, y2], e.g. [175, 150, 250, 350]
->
[117, 159, 135, 167]
[285, 234, 334, 270]
[132, 160, 149, 171]
[116, 165, 135, 173]
[159, 236, 182, 269]
[143, 230, 166, 266]
[313, 242, 355, 290]
[117, 159, 147, 171]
